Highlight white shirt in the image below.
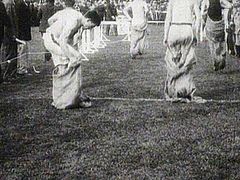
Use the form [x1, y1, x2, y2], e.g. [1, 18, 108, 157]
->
[124, 0, 149, 28]
[168, 0, 195, 24]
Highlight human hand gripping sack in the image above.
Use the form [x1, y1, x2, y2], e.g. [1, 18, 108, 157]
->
[68, 55, 82, 69]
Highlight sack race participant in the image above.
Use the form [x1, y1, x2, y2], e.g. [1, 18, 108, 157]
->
[163, 0, 203, 103]
[226, 7, 236, 56]
[203, 0, 232, 71]
[123, 0, 149, 59]
[43, 0, 101, 109]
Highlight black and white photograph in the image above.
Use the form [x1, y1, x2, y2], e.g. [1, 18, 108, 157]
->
[0, 0, 240, 178]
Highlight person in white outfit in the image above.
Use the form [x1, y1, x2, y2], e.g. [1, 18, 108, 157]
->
[163, 0, 202, 103]
[123, 0, 149, 59]
[42, 0, 101, 109]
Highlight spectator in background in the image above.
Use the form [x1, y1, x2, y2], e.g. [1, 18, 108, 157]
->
[160, 2, 168, 20]
[30, 2, 40, 27]
[1, 0, 18, 82]
[110, 0, 118, 35]
[38, 0, 56, 61]
[105, 0, 118, 36]
[0, 0, 12, 83]
[118, 1, 125, 13]
[233, 2, 240, 57]
[0, 0, 11, 45]
[148, 3, 155, 20]
[79, 1, 90, 15]
[54, 0, 63, 11]
[15, 0, 32, 75]
[226, 6, 236, 56]
[95, 0, 106, 21]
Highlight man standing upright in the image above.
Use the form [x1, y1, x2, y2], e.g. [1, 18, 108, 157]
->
[202, 0, 232, 71]
[42, 0, 101, 109]
[15, 0, 32, 75]
[123, 0, 149, 59]
[163, 0, 202, 103]
[0, 0, 11, 45]
[232, 1, 240, 57]
[105, 0, 118, 36]
[0, 0, 11, 83]
[1, 0, 18, 82]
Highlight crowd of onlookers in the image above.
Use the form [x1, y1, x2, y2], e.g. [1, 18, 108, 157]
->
[0, 0, 34, 84]
[226, 0, 240, 58]
[148, 0, 167, 21]
[0, 0, 60, 84]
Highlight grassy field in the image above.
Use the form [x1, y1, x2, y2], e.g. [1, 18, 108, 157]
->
[0, 25, 240, 179]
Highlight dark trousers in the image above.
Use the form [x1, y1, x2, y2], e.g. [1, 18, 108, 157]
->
[105, 24, 118, 36]
[0, 40, 18, 80]
[236, 45, 240, 57]
[0, 41, 2, 82]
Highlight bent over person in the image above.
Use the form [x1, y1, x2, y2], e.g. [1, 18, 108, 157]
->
[42, 0, 101, 109]
[163, 0, 202, 103]
[123, 0, 149, 59]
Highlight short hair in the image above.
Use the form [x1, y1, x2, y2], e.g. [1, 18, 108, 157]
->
[84, 10, 101, 26]
[62, 0, 75, 7]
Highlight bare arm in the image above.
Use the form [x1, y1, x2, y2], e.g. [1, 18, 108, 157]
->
[163, 0, 172, 45]
[220, 0, 232, 9]
[59, 22, 82, 65]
